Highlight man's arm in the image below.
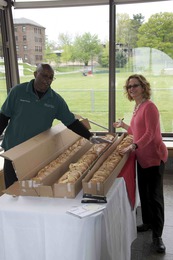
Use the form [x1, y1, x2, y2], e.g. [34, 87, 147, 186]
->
[0, 112, 10, 135]
[67, 119, 112, 144]
[67, 119, 93, 140]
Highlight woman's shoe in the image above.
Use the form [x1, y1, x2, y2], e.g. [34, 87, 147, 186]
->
[153, 237, 166, 253]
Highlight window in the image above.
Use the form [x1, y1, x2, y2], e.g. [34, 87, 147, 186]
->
[22, 26, 26, 32]
[35, 46, 42, 52]
[35, 54, 42, 60]
[13, 5, 109, 131]
[23, 35, 27, 41]
[24, 54, 28, 60]
[12, 1, 173, 135]
[34, 27, 41, 34]
[116, 1, 173, 134]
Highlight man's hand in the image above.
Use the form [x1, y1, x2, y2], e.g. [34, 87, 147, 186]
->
[89, 136, 112, 144]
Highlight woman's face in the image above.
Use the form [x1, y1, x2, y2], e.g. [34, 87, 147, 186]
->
[127, 78, 144, 101]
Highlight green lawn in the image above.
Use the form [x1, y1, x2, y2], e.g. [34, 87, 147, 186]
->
[0, 71, 172, 133]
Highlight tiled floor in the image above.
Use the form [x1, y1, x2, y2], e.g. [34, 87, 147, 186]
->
[131, 173, 173, 260]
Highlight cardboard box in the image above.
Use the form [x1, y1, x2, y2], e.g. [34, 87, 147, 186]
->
[82, 134, 129, 196]
[1, 122, 116, 198]
[1, 123, 94, 197]
[53, 134, 118, 198]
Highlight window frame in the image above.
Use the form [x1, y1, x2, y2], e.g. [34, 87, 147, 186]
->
[1, 0, 173, 136]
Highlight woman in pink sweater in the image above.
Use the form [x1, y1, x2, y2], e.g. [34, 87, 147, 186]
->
[113, 74, 168, 254]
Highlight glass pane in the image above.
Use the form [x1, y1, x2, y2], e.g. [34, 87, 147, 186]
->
[116, 1, 173, 134]
[13, 6, 109, 132]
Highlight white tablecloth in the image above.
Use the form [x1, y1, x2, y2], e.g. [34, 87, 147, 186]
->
[0, 178, 137, 260]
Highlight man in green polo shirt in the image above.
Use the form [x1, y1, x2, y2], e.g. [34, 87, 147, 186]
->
[0, 63, 107, 188]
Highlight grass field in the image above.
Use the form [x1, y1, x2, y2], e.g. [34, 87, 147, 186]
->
[0, 71, 172, 133]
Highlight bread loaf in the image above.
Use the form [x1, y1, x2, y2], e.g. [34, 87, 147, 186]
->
[89, 134, 133, 183]
[32, 137, 87, 182]
[57, 134, 115, 184]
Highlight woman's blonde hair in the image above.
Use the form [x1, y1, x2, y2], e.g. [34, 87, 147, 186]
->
[124, 74, 151, 101]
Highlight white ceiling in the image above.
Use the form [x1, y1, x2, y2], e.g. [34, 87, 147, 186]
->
[13, 0, 173, 9]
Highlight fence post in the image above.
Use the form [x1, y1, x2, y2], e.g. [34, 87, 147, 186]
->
[90, 89, 95, 112]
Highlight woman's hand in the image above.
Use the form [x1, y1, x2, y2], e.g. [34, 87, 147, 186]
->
[113, 118, 130, 131]
[113, 118, 124, 128]
[119, 144, 135, 155]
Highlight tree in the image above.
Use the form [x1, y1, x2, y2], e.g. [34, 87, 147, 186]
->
[116, 13, 131, 45]
[116, 13, 144, 68]
[99, 42, 109, 67]
[99, 42, 127, 68]
[57, 33, 74, 64]
[58, 33, 72, 47]
[116, 13, 144, 50]
[137, 12, 173, 59]
[130, 13, 144, 48]
[116, 51, 127, 68]
[43, 38, 59, 64]
[73, 32, 102, 66]
[61, 44, 74, 64]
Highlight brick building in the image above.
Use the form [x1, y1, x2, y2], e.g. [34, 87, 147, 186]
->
[14, 18, 45, 65]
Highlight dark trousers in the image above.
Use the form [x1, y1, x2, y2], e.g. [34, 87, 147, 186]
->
[4, 159, 18, 188]
[137, 161, 165, 238]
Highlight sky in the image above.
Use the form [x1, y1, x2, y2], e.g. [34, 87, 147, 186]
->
[12, 1, 173, 43]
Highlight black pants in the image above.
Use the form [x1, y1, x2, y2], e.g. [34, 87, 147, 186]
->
[137, 161, 165, 238]
[4, 159, 18, 188]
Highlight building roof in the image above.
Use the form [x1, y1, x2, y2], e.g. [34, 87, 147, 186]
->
[13, 17, 45, 28]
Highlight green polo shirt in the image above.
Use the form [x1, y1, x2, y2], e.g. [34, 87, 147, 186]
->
[1, 79, 75, 150]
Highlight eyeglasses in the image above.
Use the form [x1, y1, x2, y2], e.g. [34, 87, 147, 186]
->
[127, 84, 140, 90]
[39, 73, 56, 81]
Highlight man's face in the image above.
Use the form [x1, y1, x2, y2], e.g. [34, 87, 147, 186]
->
[34, 68, 54, 92]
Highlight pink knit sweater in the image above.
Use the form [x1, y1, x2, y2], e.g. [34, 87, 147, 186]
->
[127, 100, 168, 168]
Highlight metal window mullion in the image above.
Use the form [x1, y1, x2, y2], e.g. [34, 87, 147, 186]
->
[1, 2, 19, 93]
[109, 0, 116, 133]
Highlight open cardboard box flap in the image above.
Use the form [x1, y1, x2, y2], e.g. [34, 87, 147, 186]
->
[0, 123, 84, 181]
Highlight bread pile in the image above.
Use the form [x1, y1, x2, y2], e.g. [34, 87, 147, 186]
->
[57, 134, 115, 184]
[89, 134, 133, 183]
[32, 137, 87, 182]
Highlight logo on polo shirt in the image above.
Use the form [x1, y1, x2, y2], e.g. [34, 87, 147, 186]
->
[20, 99, 31, 103]
[44, 103, 55, 109]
